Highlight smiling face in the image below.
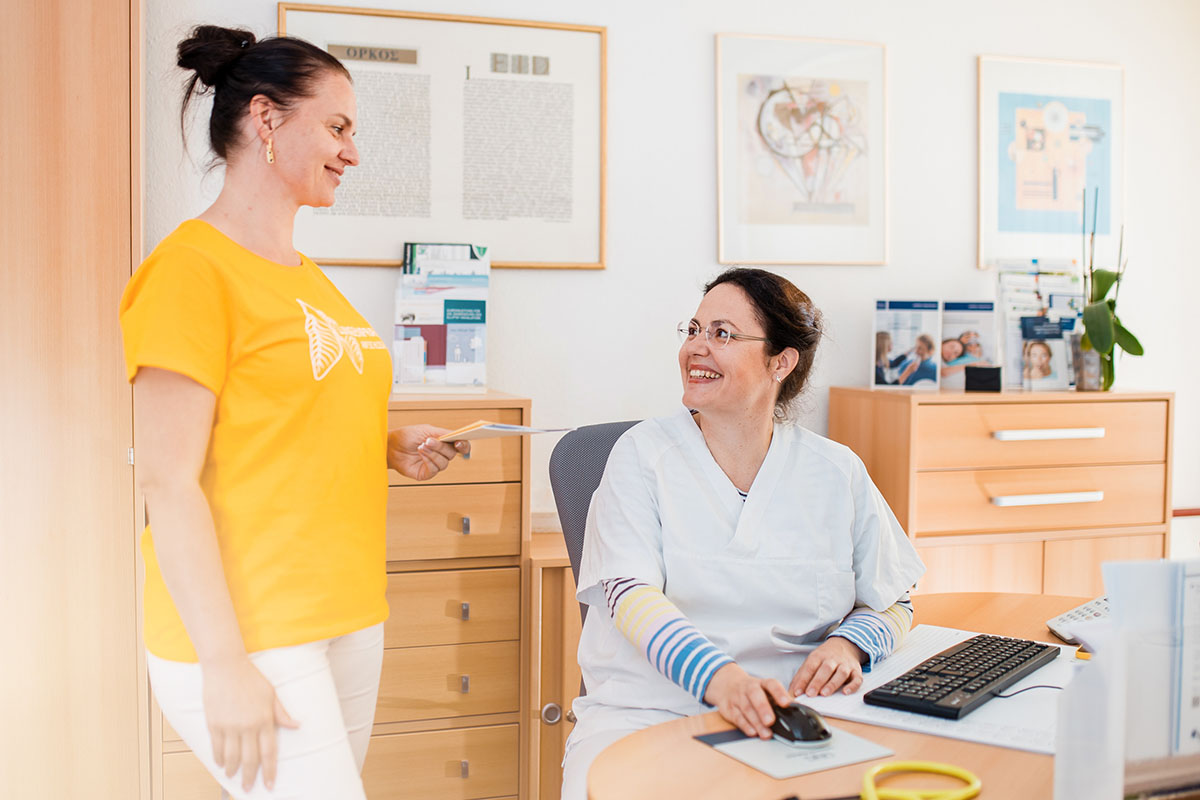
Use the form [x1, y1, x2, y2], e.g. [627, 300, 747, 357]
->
[941, 339, 964, 362]
[269, 72, 360, 208]
[678, 282, 778, 419]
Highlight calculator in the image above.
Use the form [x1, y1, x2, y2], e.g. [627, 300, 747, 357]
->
[1045, 596, 1109, 644]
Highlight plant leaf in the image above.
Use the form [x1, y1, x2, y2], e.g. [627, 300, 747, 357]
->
[1101, 352, 1115, 390]
[1080, 330, 1092, 350]
[1083, 301, 1115, 355]
[1113, 318, 1144, 356]
[1091, 269, 1119, 302]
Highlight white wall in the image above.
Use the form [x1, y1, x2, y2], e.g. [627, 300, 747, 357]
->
[147, 0, 1200, 530]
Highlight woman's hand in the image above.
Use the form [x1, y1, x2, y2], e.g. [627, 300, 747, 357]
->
[703, 662, 793, 739]
[789, 637, 866, 698]
[202, 655, 299, 793]
[387, 425, 470, 481]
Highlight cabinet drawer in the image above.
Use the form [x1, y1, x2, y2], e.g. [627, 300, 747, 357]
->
[376, 641, 519, 723]
[914, 541, 1043, 594]
[388, 408, 522, 486]
[913, 463, 1166, 535]
[385, 568, 519, 647]
[387, 483, 521, 561]
[162, 750, 218, 800]
[1044, 534, 1165, 597]
[914, 401, 1168, 470]
[362, 725, 518, 800]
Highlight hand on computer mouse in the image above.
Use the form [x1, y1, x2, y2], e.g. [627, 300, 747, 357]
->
[789, 636, 866, 697]
[768, 697, 833, 745]
[704, 662, 793, 739]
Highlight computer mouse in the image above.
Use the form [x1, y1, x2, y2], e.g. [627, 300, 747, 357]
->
[768, 698, 833, 746]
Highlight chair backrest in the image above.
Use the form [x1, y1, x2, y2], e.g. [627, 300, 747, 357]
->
[548, 420, 640, 626]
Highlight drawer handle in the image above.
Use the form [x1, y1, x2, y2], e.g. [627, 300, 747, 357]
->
[461, 674, 470, 693]
[460, 760, 469, 779]
[460, 602, 470, 621]
[461, 516, 471, 535]
[566, 709, 577, 724]
[990, 490, 1104, 507]
[991, 427, 1105, 441]
[541, 702, 563, 725]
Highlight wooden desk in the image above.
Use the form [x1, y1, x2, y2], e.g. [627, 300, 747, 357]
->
[588, 593, 1084, 799]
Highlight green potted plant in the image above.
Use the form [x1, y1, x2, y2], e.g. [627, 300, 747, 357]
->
[1074, 190, 1143, 390]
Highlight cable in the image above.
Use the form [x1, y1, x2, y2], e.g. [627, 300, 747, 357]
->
[992, 684, 1063, 699]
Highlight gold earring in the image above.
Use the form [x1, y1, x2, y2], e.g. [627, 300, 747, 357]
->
[266, 138, 275, 164]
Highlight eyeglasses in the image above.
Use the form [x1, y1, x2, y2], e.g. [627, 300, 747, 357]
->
[677, 321, 769, 349]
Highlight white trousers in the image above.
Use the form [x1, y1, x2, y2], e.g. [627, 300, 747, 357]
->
[561, 706, 682, 800]
[147, 623, 384, 800]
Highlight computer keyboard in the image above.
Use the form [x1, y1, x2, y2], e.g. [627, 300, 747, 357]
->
[862, 634, 1059, 720]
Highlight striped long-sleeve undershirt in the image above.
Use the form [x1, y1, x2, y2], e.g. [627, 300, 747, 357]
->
[601, 577, 734, 702]
[827, 594, 914, 670]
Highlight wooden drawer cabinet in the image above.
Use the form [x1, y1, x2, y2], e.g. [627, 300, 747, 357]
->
[387, 483, 522, 561]
[525, 533, 585, 800]
[829, 388, 1173, 595]
[154, 392, 531, 799]
[161, 750, 217, 800]
[385, 568, 520, 646]
[913, 400, 1169, 469]
[362, 724, 519, 799]
[377, 642, 521, 723]
[913, 463, 1167, 535]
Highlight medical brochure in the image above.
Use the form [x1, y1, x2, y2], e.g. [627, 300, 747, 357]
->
[393, 243, 489, 391]
[438, 420, 573, 442]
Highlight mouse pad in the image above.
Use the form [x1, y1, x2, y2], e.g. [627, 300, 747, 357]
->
[694, 726, 892, 779]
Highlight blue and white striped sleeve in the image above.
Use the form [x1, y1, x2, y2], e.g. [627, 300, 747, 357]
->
[826, 594, 914, 670]
[601, 577, 734, 702]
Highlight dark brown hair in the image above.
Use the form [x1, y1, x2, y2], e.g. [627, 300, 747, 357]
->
[704, 268, 823, 411]
[177, 25, 350, 160]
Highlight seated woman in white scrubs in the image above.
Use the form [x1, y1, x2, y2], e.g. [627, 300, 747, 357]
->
[561, 268, 925, 799]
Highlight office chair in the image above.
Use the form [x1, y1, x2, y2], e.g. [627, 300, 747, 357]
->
[547, 420, 640, 628]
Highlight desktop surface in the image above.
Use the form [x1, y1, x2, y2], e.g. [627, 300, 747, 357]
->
[586, 592, 1085, 800]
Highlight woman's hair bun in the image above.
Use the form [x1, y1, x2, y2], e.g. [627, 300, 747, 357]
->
[177, 25, 257, 87]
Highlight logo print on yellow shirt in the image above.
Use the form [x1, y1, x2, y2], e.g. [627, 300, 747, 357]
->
[297, 299, 365, 380]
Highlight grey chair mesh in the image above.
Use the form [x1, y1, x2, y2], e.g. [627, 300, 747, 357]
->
[548, 420, 640, 628]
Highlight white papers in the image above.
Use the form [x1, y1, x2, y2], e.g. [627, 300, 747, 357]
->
[1179, 560, 1200, 755]
[438, 420, 572, 442]
[699, 726, 892, 780]
[1101, 558, 1200, 760]
[802, 625, 1079, 755]
[1054, 621, 1126, 799]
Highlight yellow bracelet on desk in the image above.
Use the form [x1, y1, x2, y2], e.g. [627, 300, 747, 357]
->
[861, 760, 982, 800]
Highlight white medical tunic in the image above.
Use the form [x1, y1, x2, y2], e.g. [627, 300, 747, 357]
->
[570, 406, 925, 733]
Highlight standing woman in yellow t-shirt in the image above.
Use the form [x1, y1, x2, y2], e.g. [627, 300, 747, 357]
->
[119, 26, 466, 799]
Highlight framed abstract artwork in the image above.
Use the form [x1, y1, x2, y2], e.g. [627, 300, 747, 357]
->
[280, 3, 606, 269]
[978, 56, 1124, 269]
[716, 34, 887, 265]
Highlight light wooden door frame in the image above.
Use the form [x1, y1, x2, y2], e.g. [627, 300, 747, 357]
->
[0, 0, 144, 796]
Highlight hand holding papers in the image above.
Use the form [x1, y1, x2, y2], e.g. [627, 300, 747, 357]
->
[438, 420, 572, 442]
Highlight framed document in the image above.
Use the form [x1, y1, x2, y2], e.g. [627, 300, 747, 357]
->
[716, 34, 887, 265]
[279, 4, 606, 269]
[978, 55, 1124, 270]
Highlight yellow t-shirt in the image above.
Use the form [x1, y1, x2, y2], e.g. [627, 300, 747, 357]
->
[119, 220, 392, 661]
